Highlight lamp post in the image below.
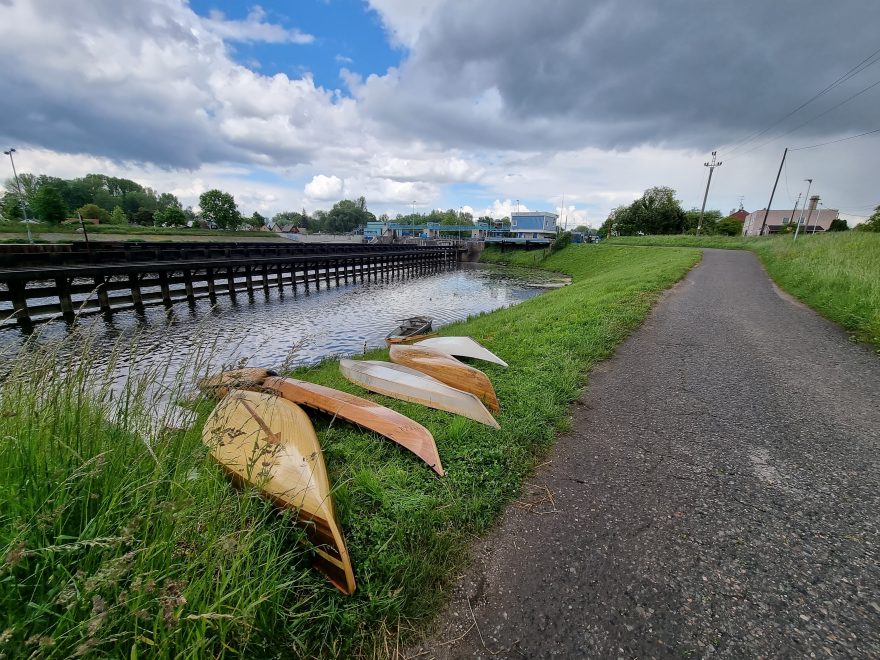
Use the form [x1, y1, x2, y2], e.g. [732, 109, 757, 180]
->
[3, 148, 33, 244]
[793, 179, 813, 241]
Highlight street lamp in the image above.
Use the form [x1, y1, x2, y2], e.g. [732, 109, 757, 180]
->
[3, 148, 33, 244]
[793, 178, 813, 241]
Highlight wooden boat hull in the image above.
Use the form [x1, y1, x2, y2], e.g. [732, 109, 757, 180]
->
[340, 359, 500, 429]
[202, 390, 356, 594]
[385, 332, 438, 345]
[263, 376, 444, 476]
[386, 316, 433, 343]
[389, 345, 500, 413]
[416, 336, 508, 368]
[197, 367, 277, 398]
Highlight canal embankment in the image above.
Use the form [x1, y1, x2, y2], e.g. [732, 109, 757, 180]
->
[0, 244, 699, 657]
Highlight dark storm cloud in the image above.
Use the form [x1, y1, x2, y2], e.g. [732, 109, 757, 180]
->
[362, 0, 880, 151]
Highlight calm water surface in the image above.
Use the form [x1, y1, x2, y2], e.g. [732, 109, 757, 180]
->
[0, 263, 563, 392]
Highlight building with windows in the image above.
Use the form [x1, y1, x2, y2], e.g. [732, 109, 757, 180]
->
[509, 211, 558, 240]
[742, 196, 838, 236]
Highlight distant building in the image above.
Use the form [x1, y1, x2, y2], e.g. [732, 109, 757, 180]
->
[509, 211, 558, 240]
[742, 196, 838, 236]
[728, 209, 749, 222]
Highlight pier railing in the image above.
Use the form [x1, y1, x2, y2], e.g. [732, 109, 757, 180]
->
[0, 242, 461, 327]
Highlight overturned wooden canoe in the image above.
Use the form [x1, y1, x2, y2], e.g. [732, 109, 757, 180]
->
[416, 336, 508, 368]
[197, 367, 277, 398]
[263, 376, 444, 476]
[389, 345, 500, 413]
[202, 390, 356, 594]
[340, 359, 500, 429]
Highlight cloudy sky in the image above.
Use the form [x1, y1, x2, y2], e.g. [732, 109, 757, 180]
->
[1, 0, 877, 226]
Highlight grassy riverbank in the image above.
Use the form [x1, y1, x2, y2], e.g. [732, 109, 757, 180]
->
[605, 233, 880, 348]
[0, 244, 699, 657]
[0, 221, 283, 241]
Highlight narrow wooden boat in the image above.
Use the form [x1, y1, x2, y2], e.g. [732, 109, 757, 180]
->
[389, 345, 501, 413]
[416, 336, 508, 368]
[202, 390, 356, 594]
[197, 367, 277, 398]
[263, 376, 444, 476]
[340, 359, 500, 429]
[385, 315, 436, 344]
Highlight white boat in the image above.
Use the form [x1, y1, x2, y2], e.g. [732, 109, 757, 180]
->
[415, 336, 508, 368]
[339, 359, 500, 429]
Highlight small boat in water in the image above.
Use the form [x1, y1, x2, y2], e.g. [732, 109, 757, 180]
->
[385, 316, 436, 344]
[202, 390, 356, 594]
[389, 344, 500, 413]
[415, 336, 508, 368]
[340, 359, 500, 429]
[263, 376, 444, 476]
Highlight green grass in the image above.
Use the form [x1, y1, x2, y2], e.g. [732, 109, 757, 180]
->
[606, 232, 880, 348]
[1, 244, 699, 657]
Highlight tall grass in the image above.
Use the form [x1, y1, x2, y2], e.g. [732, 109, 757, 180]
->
[606, 232, 880, 348]
[1, 244, 699, 657]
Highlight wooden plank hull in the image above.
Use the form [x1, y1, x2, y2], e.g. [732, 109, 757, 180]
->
[202, 390, 356, 594]
[263, 376, 444, 476]
[416, 336, 508, 368]
[340, 359, 500, 429]
[385, 332, 438, 345]
[197, 367, 277, 398]
[389, 345, 501, 413]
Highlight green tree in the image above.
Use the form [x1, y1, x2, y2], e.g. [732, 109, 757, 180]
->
[32, 186, 68, 224]
[77, 203, 111, 223]
[828, 218, 849, 232]
[199, 189, 241, 230]
[154, 206, 186, 226]
[1, 192, 24, 220]
[246, 211, 266, 229]
[856, 206, 880, 232]
[157, 192, 182, 211]
[132, 207, 155, 226]
[272, 211, 308, 229]
[109, 206, 128, 225]
[716, 216, 744, 236]
[600, 187, 686, 236]
[325, 197, 375, 233]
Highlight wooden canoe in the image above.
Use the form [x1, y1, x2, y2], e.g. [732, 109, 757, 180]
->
[197, 367, 277, 398]
[415, 336, 508, 368]
[385, 332, 438, 345]
[389, 345, 500, 413]
[340, 359, 500, 429]
[385, 315, 433, 344]
[202, 390, 356, 594]
[262, 376, 444, 476]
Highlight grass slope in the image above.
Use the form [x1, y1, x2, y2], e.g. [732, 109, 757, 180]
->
[606, 233, 880, 348]
[0, 221, 279, 240]
[0, 244, 698, 658]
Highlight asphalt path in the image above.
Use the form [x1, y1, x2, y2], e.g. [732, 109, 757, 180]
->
[415, 248, 879, 658]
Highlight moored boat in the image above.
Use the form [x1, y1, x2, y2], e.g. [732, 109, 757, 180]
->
[263, 376, 444, 476]
[385, 315, 436, 344]
[389, 344, 500, 413]
[202, 390, 356, 594]
[340, 359, 500, 429]
[415, 336, 508, 368]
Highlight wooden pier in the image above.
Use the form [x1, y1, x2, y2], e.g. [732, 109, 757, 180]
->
[0, 241, 461, 327]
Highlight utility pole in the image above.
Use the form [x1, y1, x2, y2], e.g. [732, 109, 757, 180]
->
[787, 193, 802, 232]
[759, 147, 787, 236]
[3, 148, 34, 244]
[696, 151, 722, 236]
[793, 178, 812, 241]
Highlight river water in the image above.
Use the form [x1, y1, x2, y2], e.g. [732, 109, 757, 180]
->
[0, 263, 563, 398]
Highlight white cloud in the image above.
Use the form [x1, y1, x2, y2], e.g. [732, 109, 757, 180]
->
[304, 175, 344, 200]
[205, 6, 313, 44]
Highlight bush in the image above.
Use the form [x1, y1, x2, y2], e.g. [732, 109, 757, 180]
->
[549, 231, 571, 254]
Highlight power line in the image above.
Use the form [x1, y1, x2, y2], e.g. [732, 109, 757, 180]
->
[729, 76, 880, 160]
[789, 126, 880, 150]
[720, 45, 880, 157]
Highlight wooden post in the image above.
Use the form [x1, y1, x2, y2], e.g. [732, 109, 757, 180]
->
[315, 263, 321, 290]
[206, 268, 217, 301]
[159, 271, 172, 307]
[94, 275, 112, 314]
[56, 277, 74, 319]
[8, 281, 30, 326]
[227, 267, 236, 297]
[129, 274, 144, 310]
[183, 270, 196, 305]
[276, 265, 283, 290]
[325, 260, 331, 287]
[261, 264, 270, 295]
[245, 265, 254, 295]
